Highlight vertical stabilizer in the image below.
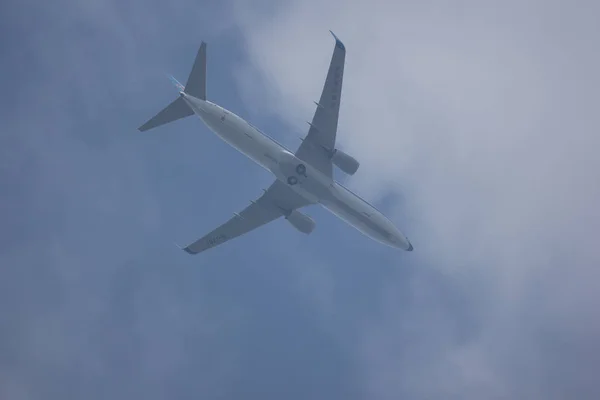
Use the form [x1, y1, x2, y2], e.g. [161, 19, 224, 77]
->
[184, 42, 207, 100]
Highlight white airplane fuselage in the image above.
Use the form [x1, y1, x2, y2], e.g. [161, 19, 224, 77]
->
[182, 93, 412, 250]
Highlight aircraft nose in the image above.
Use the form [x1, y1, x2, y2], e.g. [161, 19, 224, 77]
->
[387, 230, 413, 251]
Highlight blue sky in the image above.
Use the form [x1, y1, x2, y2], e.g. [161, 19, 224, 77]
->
[2, 0, 600, 399]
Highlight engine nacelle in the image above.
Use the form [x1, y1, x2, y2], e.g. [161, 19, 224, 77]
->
[286, 210, 316, 234]
[331, 149, 360, 175]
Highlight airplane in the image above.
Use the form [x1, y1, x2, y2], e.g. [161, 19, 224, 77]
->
[139, 32, 413, 254]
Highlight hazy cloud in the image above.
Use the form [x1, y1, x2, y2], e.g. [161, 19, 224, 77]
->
[232, 0, 600, 398]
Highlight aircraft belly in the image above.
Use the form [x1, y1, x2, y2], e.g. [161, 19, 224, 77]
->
[197, 109, 388, 245]
[273, 151, 332, 204]
[319, 186, 391, 245]
[323, 201, 375, 238]
[198, 113, 276, 171]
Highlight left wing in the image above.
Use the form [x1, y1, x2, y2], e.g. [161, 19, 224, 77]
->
[295, 31, 346, 178]
[182, 180, 312, 254]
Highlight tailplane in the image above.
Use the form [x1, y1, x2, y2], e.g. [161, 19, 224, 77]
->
[138, 42, 207, 132]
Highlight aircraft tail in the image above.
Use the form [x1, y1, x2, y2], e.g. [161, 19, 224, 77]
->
[182, 42, 207, 100]
[138, 42, 207, 132]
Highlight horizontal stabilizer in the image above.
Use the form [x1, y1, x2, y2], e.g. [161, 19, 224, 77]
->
[138, 97, 193, 132]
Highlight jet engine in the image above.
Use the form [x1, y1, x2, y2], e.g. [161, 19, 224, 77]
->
[331, 149, 360, 175]
[286, 210, 316, 234]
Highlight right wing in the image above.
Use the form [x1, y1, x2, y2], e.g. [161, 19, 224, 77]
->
[182, 180, 312, 254]
[294, 31, 346, 178]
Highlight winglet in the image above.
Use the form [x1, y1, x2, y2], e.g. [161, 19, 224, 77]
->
[182, 247, 196, 255]
[174, 241, 197, 255]
[329, 30, 345, 51]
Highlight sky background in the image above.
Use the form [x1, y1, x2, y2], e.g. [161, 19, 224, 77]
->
[1, 0, 599, 399]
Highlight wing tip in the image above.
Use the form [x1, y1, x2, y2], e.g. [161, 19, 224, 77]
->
[329, 30, 345, 51]
[174, 242, 198, 255]
[183, 247, 198, 255]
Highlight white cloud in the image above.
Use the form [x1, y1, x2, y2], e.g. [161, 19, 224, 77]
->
[232, 0, 600, 398]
